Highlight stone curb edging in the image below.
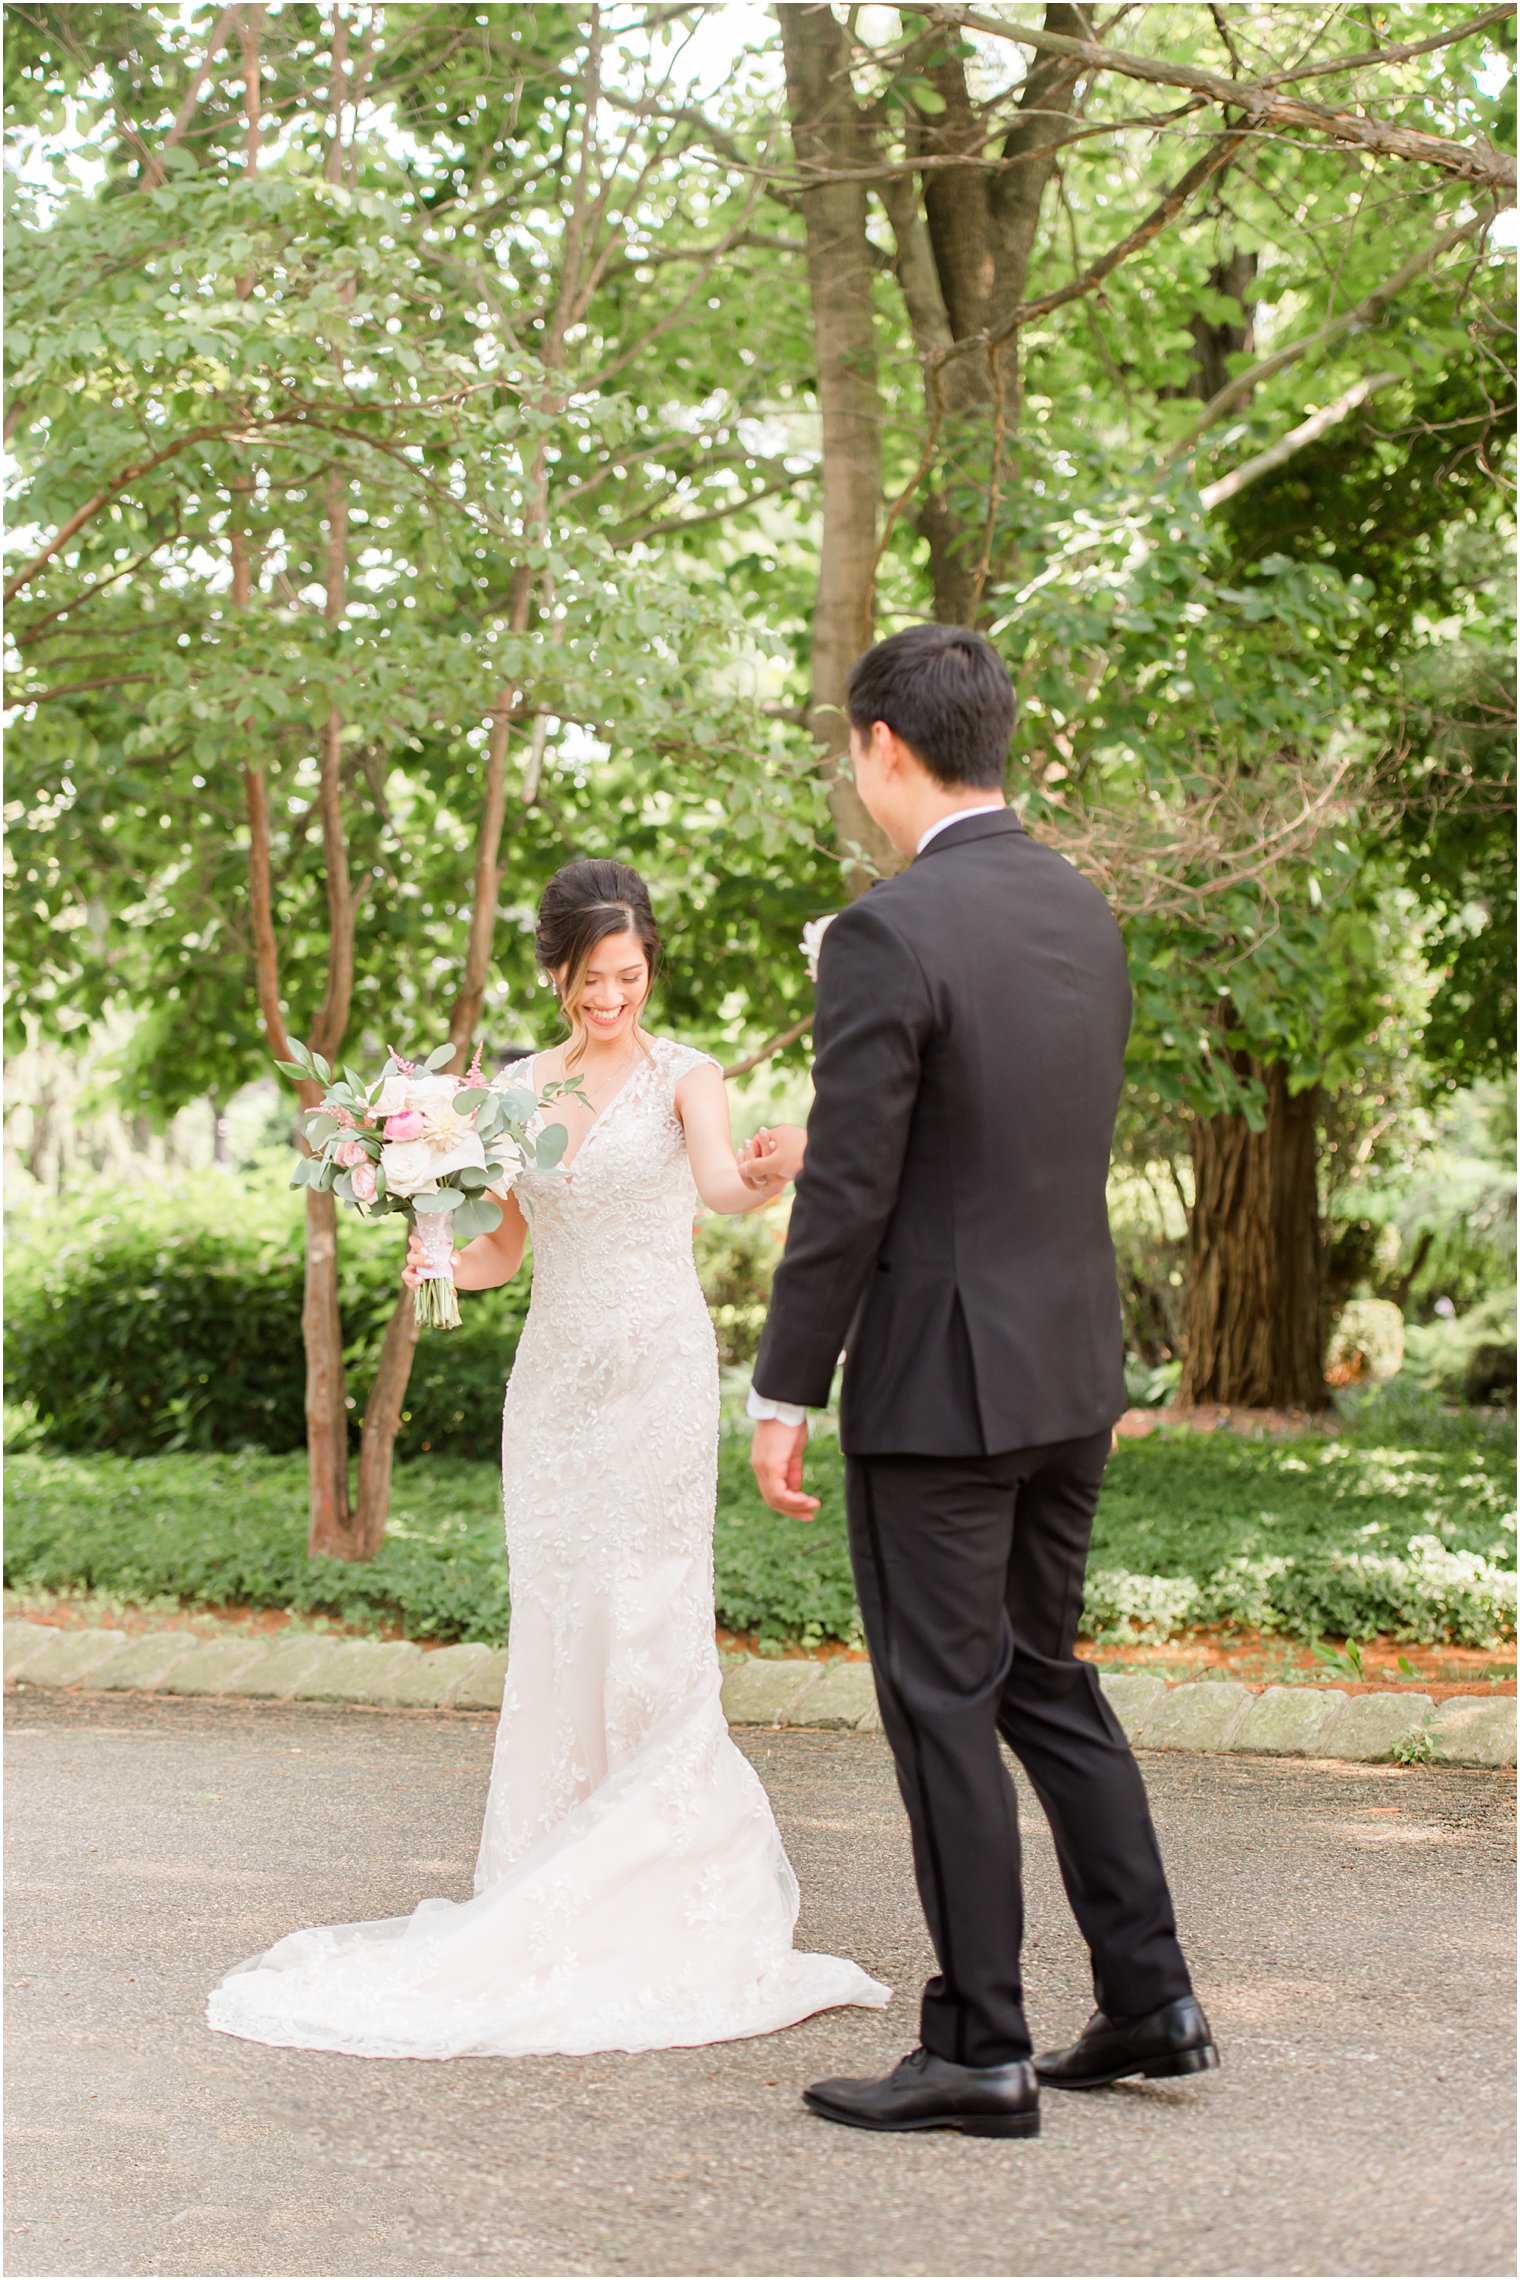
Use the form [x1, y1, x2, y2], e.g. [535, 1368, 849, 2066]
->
[3, 1622, 1514, 1766]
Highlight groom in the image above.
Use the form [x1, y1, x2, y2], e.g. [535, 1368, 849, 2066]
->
[747, 624, 1215, 2139]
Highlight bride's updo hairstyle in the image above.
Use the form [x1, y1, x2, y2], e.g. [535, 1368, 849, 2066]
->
[535, 859, 661, 1067]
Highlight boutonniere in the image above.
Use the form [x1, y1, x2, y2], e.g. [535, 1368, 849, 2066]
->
[800, 915, 837, 983]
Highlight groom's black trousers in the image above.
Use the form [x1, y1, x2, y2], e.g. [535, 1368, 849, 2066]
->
[845, 1431, 1193, 2069]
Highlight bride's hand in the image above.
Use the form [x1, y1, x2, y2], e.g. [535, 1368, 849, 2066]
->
[740, 1124, 806, 1188]
[401, 1224, 457, 1290]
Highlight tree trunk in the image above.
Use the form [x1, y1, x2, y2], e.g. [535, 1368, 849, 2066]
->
[353, 60, 599, 1543]
[903, 4, 1089, 624]
[353, 1283, 418, 1561]
[302, 1185, 354, 1542]
[1182, 1060, 1328, 1408]
[25, 1075, 55, 1183]
[1187, 251, 1257, 404]
[779, 2, 897, 893]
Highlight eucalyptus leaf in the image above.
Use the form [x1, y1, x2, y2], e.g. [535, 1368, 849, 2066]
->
[411, 1189, 454, 1213]
[453, 1195, 504, 1242]
[535, 1122, 569, 1169]
[424, 1044, 455, 1071]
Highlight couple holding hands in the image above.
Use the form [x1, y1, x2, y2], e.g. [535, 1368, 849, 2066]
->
[209, 623, 1215, 2142]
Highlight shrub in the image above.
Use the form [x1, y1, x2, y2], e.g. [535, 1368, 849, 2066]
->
[4, 1174, 529, 1461]
[1325, 1299, 1405, 1387]
[694, 1210, 784, 1366]
[1403, 1291, 1517, 1407]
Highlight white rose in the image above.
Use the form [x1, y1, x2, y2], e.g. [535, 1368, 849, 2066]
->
[373, 1070, 458, 1118]
[380, 1137, 438, 1195]
[372, 1073, 415, 1118]
[408, 1073, 461, 1109]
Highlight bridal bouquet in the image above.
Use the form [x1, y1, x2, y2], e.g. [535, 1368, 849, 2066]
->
[275, 1038, 569, 1330]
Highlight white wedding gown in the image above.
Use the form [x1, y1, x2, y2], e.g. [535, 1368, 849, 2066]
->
[207, 1035, 889, 2058]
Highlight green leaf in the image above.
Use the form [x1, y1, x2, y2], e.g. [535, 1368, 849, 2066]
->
[424, 1044, 455, 1071]
[411, 1190, 454, 1213]
[905, 76, 947, 114]
[535, 1122, 569, 1169]
[453, 1087, 490, 1111]
[452, 1195, 504, 1242]
[274, 1060, 309, 1082]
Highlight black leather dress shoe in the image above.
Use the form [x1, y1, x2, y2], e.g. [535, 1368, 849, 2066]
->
[1035, 1995, 1218, 2090]
[804, 2047, 1041, 2138]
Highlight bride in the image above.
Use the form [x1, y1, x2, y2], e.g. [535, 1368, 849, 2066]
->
[207, 857, 889, 2059]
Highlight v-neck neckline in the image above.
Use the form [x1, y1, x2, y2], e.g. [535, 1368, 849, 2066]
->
[531, 1041, 652, 1175]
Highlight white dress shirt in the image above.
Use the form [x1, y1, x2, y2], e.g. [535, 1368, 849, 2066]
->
[747, 801, 1008, 1428]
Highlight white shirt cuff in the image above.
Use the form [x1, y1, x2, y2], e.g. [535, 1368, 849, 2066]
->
[746, 1385, 808, 1428]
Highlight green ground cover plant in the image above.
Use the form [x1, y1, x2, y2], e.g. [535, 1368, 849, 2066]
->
[5, 1381, 1512, 1650]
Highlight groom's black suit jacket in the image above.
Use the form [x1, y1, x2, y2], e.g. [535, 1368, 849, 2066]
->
[753, 810, 1131, 1456]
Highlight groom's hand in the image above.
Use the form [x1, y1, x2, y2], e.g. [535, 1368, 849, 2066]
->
[750, 1418, 820, 1520]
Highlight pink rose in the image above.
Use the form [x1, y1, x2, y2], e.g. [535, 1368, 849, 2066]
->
[334, 1137, 369, 1168]
[384, 1109, 426, 1142]
[349, 1161, 378, 1203]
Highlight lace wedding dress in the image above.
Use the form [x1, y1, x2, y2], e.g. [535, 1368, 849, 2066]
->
[207, 1035, 889, 2059]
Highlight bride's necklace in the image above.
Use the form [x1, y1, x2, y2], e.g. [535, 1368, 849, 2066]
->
[573, 1035, 643, 1117]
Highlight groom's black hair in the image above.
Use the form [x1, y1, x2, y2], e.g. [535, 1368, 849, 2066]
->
[846, 624, 1016, 789]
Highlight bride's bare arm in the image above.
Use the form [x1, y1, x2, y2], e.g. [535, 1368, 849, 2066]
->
[402, 1186, 528, 1294]
[674, 1062, 792, 1215]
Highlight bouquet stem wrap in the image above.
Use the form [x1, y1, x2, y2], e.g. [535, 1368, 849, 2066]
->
[413, 1208, 462, 1332]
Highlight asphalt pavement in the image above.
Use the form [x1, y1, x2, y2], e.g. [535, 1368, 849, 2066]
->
[4, 1690, 1514, 2279]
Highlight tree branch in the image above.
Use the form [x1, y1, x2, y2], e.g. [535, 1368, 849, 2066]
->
[137, 2, 243, 191]
[4, 672, 154, 709]
[4, 425, 235, 601]
[1197, 370, 1400, 507]
[721, 1013, 813, 1081]
[934, 128, 1250, 370]
[929, 6, 1518, 192]
[1163, 215, 1492, 462]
